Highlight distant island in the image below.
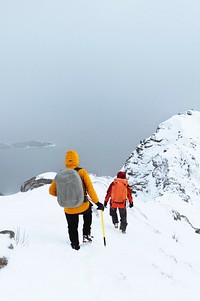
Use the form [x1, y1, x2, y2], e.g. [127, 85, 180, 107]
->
[0, 141, 56, 150]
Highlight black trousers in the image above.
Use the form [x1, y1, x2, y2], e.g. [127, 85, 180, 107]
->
[65, 206, 92, 246]
[109, 207, 127, 232]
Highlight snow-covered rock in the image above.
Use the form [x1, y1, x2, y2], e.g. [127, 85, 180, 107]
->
[123, 110, 200, 203]
[20, 173, 54, 192]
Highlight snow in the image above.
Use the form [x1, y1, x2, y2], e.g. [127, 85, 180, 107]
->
[123, 110, 200, 202]
[1, 110, 200, 300]
[1, 172, 200, 301]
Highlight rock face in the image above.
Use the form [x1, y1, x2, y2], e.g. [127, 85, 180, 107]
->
[123, 110, 200, 202]
[20, 176, 53, 192]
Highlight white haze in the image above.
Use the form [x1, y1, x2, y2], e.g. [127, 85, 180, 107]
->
[1, 0, 200, 177]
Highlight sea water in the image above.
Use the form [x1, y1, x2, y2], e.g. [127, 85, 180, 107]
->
[0, 146, 64, 195]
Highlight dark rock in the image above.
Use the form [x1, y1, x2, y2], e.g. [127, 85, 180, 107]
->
[20, 177, 52, 192]
[8, 244, 14, 249]
[0, 230, 15, 239]
[171, 210, 181, 221]
[0, 231, 15, 269]
[0, 257, 8, 269]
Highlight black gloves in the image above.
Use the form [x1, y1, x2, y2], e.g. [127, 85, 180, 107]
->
[104, 201, 107, 208]
[129, 203, 134, 208]
[96, 202, 104, 211]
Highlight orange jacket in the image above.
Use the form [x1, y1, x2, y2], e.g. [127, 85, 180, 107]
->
[49, 150, 99, 214]
[104, 179, 133, 208]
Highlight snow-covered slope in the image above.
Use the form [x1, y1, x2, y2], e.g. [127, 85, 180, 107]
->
[123, 110, 200, 203]
[1, 110, 200, 300]
[1, 172, 200, 301]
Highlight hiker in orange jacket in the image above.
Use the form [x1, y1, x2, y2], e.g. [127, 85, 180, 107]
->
[49, 150, 104, 250]
[104, 171, 133, 233]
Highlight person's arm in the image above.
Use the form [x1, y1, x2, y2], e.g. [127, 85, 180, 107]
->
[127, 185, 133, 207]
[79, 168, 104, 210]
[78, 168, 99, 204]
[49, 180, 57, 196]
[104, 183, 112, 203]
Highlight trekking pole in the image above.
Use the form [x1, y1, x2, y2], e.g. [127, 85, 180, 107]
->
[100, 210, 106, 247]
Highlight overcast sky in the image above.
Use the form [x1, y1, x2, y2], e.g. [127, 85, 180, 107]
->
[1, 0, 200, 176]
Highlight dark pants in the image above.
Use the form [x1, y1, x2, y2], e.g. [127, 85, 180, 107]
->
[65, 206, 92, 246]
[110, 207, 127, 232]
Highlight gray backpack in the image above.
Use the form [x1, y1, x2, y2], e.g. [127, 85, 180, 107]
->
[54, 168, 84, 208]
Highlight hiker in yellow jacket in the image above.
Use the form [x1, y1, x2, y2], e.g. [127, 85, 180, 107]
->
[49, 150, 104, 250]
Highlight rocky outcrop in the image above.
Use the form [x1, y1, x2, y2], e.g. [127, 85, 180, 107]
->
[123, 110, 200, 203]
[20, 177, 52, 192]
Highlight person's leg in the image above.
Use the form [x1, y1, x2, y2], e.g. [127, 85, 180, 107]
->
[83, 207, 92, 236]
[119, 208, 127, 233]
[82, 206, 93, 242]
[65, 213, 80, 249]
[109, 207, 118, 227]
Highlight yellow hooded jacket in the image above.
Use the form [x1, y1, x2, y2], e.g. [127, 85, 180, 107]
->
[49, 150, 99, 214]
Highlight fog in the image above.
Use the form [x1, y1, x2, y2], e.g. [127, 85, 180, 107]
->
[0, 0, 200, 192]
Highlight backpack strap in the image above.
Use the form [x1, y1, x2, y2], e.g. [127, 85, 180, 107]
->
[74, 167, 82, 172]
[74, 167, 87, 195]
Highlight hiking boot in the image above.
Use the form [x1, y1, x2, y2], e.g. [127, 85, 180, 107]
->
[71, 244, 80, 250]
[120, 229, 126, 234]
[83, 235, 93, 243]
[114, 223, 119, 228]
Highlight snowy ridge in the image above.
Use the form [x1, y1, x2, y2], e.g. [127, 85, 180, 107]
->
[0, 172, 200, 300]
[123, 110, 200, 203]
[1, 110, 200, 300]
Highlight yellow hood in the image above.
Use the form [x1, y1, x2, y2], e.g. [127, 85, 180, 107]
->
[65, 150, 79, 169]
